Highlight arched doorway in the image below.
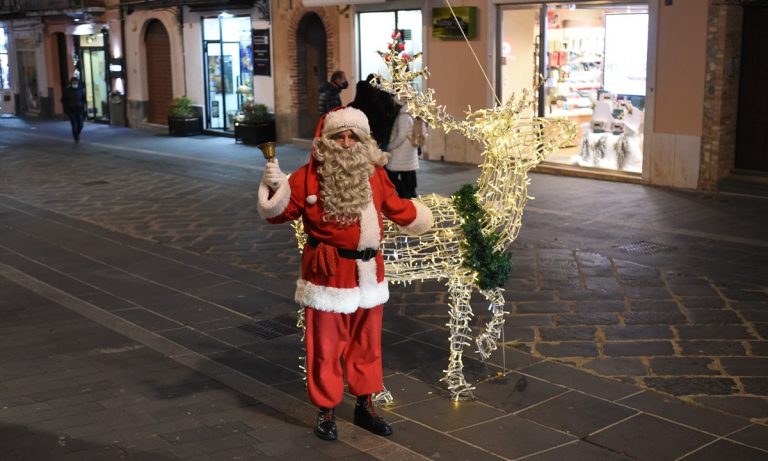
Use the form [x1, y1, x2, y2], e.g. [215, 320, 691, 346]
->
[296, 13, 326, 138]
[144, 19, 172, 125]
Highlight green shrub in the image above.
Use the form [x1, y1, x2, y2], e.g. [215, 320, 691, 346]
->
[168, 96, 197, 119]
[236, 100, 272, 123]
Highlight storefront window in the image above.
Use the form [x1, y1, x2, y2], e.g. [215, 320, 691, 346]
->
[203, 15, 252, 131]
[358, 10, 423, 90]
[0, 28, 9, 90]
[500, 2, 648, 174]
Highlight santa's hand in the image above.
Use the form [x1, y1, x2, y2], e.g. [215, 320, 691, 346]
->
[262, 160, 287, 191]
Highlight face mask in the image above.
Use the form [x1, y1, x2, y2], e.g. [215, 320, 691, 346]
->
[339, 81, 349, 90]
[71, 83, 78, 88]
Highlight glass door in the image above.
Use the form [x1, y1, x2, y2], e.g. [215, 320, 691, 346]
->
[498, 7, 540, 119]
[0, 27, 9, 90]
[205, 41, 225, 130]
[203, 15, 251, 132]
[17, 49, 39, 114]
[82, 48, 108, 121]
[78, 32, 109, 122]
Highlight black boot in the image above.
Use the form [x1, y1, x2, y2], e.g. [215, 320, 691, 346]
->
[353, 395, 393, 437]
[314, 408, 337, 441]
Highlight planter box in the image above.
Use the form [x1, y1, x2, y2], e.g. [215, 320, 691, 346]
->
[235, 119, 276, 145]
[168, 117, 203, 136]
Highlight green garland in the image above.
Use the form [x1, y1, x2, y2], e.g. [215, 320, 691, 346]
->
[451, 184, 513, 290]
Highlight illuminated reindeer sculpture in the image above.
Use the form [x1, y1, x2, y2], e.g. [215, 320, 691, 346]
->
[296, 37, 576, 401]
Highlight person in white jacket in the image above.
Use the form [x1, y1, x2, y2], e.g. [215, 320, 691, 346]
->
[385, 101, 420, 198]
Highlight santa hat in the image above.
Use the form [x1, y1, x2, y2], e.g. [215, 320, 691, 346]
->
[321, 107, 370, 138]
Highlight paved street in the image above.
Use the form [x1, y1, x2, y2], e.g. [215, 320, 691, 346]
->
[1, 116, 767, 460]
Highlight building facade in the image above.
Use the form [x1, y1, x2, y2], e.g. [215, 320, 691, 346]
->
[1, 0, 764, 193]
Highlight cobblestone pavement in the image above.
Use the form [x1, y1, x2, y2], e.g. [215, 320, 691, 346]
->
[1, 117, 767, 431]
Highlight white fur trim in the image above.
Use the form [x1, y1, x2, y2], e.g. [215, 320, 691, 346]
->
[257, 181, 291, 219]
[357, 201, 380, 250]
[295, 278, 389, 313]
[357, 258, 384, 307]
[400, 200, 433, 235]
[323, 107, 370, 137]
[306, 194, 318, 205]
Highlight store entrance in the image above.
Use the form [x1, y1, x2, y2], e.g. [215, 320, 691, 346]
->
[76, 31, 110, 123]
[735, 5, 768, 172]
[499, 2, 648, 174]
[203, 15, 252, 132]
[17, 47, 39, 114]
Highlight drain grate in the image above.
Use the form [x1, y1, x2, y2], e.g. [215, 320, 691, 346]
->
[239, 314, 299, 340]
[614, 241, 675, 255]
[80, 180, 109, 186]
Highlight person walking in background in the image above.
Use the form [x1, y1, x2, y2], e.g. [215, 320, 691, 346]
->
[349, 74, 398, 151]
[257, 107, 433, 441]
[61, 77, 87, 144]
[318, 70, 348, 115]
[385, 99, 421, 198]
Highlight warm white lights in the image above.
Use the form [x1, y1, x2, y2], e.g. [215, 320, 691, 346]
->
[294, 32, 576, 402]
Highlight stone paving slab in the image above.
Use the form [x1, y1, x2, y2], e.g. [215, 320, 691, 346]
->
[3, 198, 766, 459]
[1, 118, 767, 458]
[0, 275, 375, 461]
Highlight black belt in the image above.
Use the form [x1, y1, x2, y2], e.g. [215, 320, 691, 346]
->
[306, 234, 379, 261]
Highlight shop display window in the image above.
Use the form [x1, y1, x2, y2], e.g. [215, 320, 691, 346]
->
[0, 28, 9, 90]
[499, 2, 648, 174]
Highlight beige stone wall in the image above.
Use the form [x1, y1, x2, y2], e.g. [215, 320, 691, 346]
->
[645, 0, 708, 189]
[699, 0, 742, 191]
[654, 0, 708, 136]
[422, 0, 490, 164]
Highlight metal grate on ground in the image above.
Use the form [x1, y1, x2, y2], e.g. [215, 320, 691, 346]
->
[238, 313, 300, 340]
[613, 241, 676, 255]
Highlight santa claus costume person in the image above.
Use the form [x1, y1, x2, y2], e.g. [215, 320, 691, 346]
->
[258, 107, 433, 441]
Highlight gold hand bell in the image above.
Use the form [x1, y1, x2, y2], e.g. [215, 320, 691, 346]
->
[257, 142, 277, 163]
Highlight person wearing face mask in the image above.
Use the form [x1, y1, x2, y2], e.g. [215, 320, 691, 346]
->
[318, 70, 348, 116]
[61, 77, 87, 144]
[258, 107, 433, 441]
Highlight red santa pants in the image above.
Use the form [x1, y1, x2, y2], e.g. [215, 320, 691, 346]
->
[304, 305, 384, 409]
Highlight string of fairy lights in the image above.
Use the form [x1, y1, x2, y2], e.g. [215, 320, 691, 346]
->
[291, 32, 576, 402]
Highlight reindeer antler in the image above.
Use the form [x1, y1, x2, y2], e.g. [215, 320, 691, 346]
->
[371, 34, 543, 146]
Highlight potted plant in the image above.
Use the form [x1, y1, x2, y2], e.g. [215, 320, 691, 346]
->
[234, 98, 276, 145]
[168, 95, 203, 136]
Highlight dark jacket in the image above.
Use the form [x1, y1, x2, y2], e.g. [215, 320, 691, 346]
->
[349, 80, 397, 150]
[318, 81, 342, 115]
[61, 85, 87, 115]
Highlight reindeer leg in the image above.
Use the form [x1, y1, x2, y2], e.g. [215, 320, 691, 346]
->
[475, 288, 508, 360]
[296, 306, 307, 384]
[442, 278, 476, 401]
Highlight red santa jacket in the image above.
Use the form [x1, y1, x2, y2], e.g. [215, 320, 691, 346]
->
[258, 163, 432, 314]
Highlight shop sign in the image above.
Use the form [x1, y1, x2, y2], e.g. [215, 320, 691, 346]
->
[251, 29, 270, 76]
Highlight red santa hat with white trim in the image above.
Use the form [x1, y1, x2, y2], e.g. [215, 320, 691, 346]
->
[321, 106, 370, 139]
